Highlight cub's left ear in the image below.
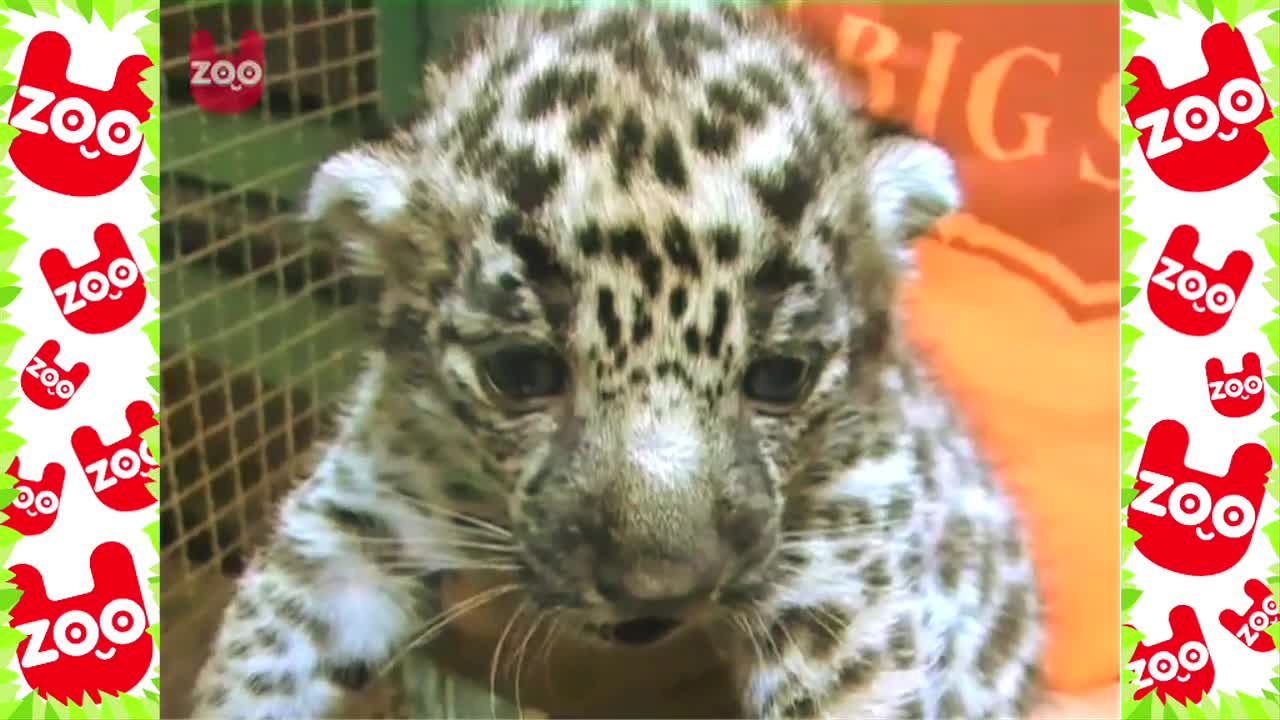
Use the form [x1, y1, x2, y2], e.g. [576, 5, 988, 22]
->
[865, 130, 961, 254]
[302, 143, 415, 278]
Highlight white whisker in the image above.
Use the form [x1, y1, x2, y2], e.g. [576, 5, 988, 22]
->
[380, 583, 520, 675]
[512, 609, 549, 720]
[395, 497, 514, 538]
[490, 600, 529, 719]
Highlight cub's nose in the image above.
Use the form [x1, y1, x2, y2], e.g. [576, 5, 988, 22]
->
[594, 556, 720, 615]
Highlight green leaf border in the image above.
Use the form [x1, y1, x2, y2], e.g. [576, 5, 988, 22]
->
[1121, 1, 1280, 718]
[0, 1, 159, 718]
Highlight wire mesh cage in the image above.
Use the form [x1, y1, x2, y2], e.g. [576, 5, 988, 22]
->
[156, 1, 477, 715]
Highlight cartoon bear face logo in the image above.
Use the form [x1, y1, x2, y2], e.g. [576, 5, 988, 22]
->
[7, 31, 152, 197]
[40, 223, 147, 335]
[72, 400, 158, 512]
[1125, 23, 1272, 192]
[1127, 606, 1215, 705]
[1129, 420, 1271, 576]
[189, 30, 265, 115]
[2, 458, 64, 537]
[1206, 352, 1265, 418]
[1219, 579, 1278, 653]
[1147, 225, 1251, 337]
[9, 542, 154, 704]
[21, 340, 90, 410]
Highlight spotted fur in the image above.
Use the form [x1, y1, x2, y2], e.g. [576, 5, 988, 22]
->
[192, 5, 1041, 719]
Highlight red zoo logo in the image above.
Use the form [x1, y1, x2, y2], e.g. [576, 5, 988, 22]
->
[1127, 605, 1214, 705]
[2, 458, 65, 537]
[1125, 23, 1272, 192]
[1146, 225, 1251, 337]
[10, 542, 154, 703]
[1129, 419, 1271, 576]
[1219, 579, 1279, 652]
[72, 400, 158, 512]
[189, 30, 265, 115]
[1205, 352, 1265, 418]
[6, 31, 151, 197]
[21, 340, 89, 410]
[40, 223, 147, 335]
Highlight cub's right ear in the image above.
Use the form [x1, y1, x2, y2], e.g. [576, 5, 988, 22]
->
[303, 144, 414, 277]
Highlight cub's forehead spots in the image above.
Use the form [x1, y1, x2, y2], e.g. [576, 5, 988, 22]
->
[396, 6, 879, 361]
[500, 146, 565, 213]
[580, 265, 750, 384]
[749, 158, 820, 229]
[596, 286, 622, 351]
[520, 66, 600, 120]
[472, 207, 836, 361]
[491, 211, 569, 287]
[420, 10, 850, 226]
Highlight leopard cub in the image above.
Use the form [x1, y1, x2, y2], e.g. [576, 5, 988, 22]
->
[192, 4, 1042, 719]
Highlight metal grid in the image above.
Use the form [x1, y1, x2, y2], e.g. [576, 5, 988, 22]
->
[159, 0, 383, 714]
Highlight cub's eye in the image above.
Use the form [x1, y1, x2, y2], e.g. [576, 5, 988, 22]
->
[482, 345, 568, 402]
[743, 355, 810, 407]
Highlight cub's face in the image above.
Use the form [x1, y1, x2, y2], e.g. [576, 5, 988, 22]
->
[305, 7, 959, 643]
